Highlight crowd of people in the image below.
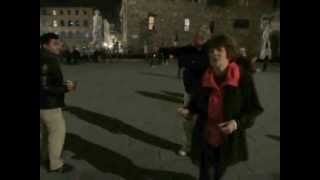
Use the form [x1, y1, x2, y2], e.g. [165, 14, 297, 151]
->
[40, 24, 265, 180]
[57, 44, 123, 65]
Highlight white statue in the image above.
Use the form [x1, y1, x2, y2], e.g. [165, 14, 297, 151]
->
[103, 19, 111, 47]
[91, 10, 103, 47]
[259, 18, 272, 60]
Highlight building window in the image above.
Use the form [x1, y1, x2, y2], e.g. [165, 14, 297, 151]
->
[75, 20, 80, 26]
[83, 10, 87, 15]
[53, 20, 58, 27]
[75, 10, 79, 15]
[184, 18, 190, 32]
[52, 10, 57, 16]
[67, 10, 71, 15]
[60, 20, 65, 27]
[68, 20, 73, 26]
[83, 20, 89, 27]
[234, 19, 250, 29]
[148, 15, 155, 31]
[60, 10, 64, 15]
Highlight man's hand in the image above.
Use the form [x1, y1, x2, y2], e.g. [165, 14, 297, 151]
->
[218, 120, 238, 135]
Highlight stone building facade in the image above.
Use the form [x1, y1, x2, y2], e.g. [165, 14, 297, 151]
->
[120, 0, 279, 56]
[40, 7, 94, 49]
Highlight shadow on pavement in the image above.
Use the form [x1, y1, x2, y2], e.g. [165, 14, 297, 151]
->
[266, 134, 280, 142]
[161, 90, 184, 98]
[65, 106, 181, 152]
[136, 90, 183, 104]
[65, 133, 196, 180]
[140, 72, 178, 80]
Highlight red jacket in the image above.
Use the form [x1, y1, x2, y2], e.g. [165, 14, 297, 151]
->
[202, 62, 240, 146]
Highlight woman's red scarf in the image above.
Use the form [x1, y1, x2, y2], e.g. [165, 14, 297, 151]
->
[202, 62, 240, 146]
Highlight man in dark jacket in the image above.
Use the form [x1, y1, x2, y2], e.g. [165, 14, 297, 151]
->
[173, 33, 209, 156]
[40, 33, 76, 173]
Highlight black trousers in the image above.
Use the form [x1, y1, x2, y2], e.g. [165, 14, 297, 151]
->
[199, 144, 222, 180]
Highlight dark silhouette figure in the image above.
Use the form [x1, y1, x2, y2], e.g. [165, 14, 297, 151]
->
[65, 133, 196, 180]
[266, 134, 280, 142]
[140, 72, 178, 80]
[136, 91, 183, 104]
[65, 106, 181, 152]
[161, 90, 184, 98]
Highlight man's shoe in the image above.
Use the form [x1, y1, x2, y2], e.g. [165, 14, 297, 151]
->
[49, 163, 74, 173]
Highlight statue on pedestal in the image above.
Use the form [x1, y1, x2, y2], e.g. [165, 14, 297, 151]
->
[90, 10, 103, 49]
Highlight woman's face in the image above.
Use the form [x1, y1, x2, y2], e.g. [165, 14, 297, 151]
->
[209, 46, 228, 66]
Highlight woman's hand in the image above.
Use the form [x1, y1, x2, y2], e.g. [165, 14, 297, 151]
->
[218, 120, 238, 135]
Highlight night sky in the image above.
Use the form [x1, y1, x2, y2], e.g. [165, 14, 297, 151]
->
[40, 0, 122, 25]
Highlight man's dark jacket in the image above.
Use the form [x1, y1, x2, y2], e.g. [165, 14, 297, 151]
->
[173, 45, 208, 94]
[40, 49, 68, 109]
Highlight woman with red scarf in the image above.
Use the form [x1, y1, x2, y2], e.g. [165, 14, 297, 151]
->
[179, 35, 263, 180]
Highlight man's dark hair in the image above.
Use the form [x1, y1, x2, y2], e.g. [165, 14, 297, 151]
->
[206, 34, 238, 60]
[40, 33, 59, 47]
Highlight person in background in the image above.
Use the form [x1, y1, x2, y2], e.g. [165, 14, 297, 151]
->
[236, 47, 255, 74]
[175, 32, 208, 157]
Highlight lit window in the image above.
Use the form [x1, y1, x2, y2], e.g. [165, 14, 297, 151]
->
[148, 16, 155, 31]
[184, 18, 190, 32]
[52, 10, 57, 16]
[53, 20, 58, 27]
[68, 20, 73, 26]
